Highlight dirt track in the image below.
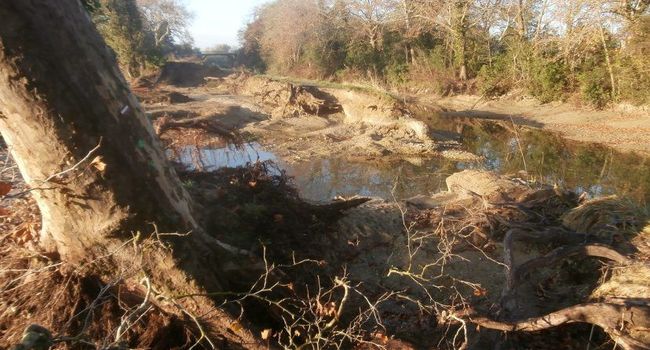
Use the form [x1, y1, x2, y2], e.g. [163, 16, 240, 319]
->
[429, 94, 650, 155]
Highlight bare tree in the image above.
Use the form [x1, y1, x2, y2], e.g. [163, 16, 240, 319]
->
[348, 0, 398, 52]
[257, 0, 323, 68]
[137, 0, 193, 47]
[608, 0, 650, 23]
[411, 0, 475, 80]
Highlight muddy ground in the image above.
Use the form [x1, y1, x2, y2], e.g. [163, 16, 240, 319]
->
[3, 140, 648, 349]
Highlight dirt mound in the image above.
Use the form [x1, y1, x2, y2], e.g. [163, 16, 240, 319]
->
[233, 75, 342, 118]
[326, 88, 429, 139]
[156, 62, 226, 87]
[445, 169, 522, 201]
[132, 88, 194, 106]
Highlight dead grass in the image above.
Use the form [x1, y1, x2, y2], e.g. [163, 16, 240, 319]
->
[0, 205, 195, 349]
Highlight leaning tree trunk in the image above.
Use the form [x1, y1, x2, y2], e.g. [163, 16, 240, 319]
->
[0, 0, 261, 347]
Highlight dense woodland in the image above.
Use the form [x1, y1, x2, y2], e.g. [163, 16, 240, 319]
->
[85, 0, 650, 108]
[239, 0, 650, 108]
[82, 0, 196, 78]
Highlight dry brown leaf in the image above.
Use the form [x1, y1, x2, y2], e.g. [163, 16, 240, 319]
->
[0, 207, 10, 216]
[316, 301, 337, 318]
[473, 287, 488, 297]
[260, 329, 272, 340]
[372, 331, 389, 344]
[0, 182, 12, 196]
[12, 224, 38, 245]
[90, 156, 107, 172]
[229, 321, 243, 333]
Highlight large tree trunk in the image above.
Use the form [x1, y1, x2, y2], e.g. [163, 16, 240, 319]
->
[0, 0, 261, 346]
[0, 0, 195, 259]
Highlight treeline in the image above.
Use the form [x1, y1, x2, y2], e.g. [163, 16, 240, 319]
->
[83, 0, 195, 78]
[240, 0, 650, 107]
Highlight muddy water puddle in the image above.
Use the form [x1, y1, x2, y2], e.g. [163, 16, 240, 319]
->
[174, 116, 650, 205]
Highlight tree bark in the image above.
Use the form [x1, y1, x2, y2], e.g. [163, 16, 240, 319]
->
[0, 0, 261, 346]
[0, 0, 201, 259]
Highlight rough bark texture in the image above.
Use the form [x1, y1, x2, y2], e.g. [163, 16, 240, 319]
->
[0, 0, 197, 258]
[0, 1, 261, 347]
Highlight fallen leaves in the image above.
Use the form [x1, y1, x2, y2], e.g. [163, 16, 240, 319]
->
[11, 223, 38, 245]
[473, 287, 488, 297]
[315, 300, 338, 318]
[90, 156, 107, 172]
[0, 181, 12, 196]
[371, 330, 390, 345]
[260, 328, 272, 340]
[0, 207, 10, 216]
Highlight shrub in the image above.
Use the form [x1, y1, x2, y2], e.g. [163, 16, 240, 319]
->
[477, 55, 512, 97]
[386, 62, 410, 86]
[612, 16, 650, 105]
[398, 47, 459, 95]
[578, 67, 611, 108]
[528, 59, 568, 103]
[616, 54, 650, 105]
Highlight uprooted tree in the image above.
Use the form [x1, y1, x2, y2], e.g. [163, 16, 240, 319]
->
[0, 0, 264, 347]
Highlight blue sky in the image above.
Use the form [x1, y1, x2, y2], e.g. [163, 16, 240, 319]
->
[186, 0, 270, 50]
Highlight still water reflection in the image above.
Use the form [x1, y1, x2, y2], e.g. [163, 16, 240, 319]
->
[174, 115, 650, 205]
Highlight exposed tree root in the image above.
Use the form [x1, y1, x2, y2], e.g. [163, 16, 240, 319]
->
[513, 243, 632, 285]
[501, 228, 633, 294]
[222, 73, 343, 118]
[154, 113, 244, 146]
[449, 303, 650, 350]
[493, 226, 646, 349]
